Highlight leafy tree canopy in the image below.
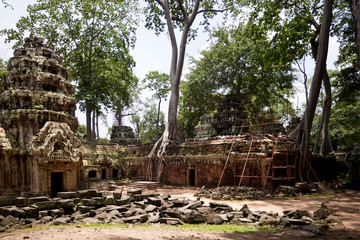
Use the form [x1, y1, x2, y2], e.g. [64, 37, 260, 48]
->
[178, 22, 296, 138]
[1, 0, 139, 142]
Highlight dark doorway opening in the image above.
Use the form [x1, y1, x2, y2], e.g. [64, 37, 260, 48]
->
[113, 169, 118, 179]
[51, 172, 63, 197]
[189, 169, 195, 186]
[102, 169, 106, 180]
[88, 170, 97, 178]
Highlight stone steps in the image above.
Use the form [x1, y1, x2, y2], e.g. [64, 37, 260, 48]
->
[128, 181, 162, 190]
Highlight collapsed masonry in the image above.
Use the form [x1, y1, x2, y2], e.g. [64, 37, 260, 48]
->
[0, 37, 84, 197]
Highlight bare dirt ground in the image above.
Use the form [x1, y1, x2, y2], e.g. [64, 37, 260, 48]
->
[1, 188, 359, 240]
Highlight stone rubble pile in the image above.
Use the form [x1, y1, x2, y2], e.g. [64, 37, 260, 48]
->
[194, 186, 269, 200]
[0, 188, 341, 236]
[195, 182, 325, 200]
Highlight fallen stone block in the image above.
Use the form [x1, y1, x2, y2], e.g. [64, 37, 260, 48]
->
[230, 218, 253, 224]
[34, 201, 57, 211]
[40, 216, 53, 224]
[116, 196, 130, 206]
[0, 215, 19, 227]
[103, 196, 115, 205]
[160, 217, 184, 225]
[126, 188, 142, 196]
[160, 210, 181, 219]
[92, 197, 105, 206]
[113, 188, 123, 199]
[147, 197, 161, 206]
[28, 197, 50, 204]
[9, 207, 25, 218]
[259, 215, 279, 226]
[15, 197, 28, 207]
[48, 209, 64, 218]
[131, 194, 145, 202]
[57, 199, 76, 209]
[144, 204, 157, 213]
[82, 217, 102, 224]
[39, 210, 49, 218]
[23, 206, 39, 218]
[122, 213, 148, 223]
[301, 224, 329, 235]
[58, 192, 77, 199]
[77, 189, 98, 199]
[207, 214, 224, 225]
[81, 199, 97, 206]
[77, 205, 95, 214]
[106, 205, 129, 213]
[52, 217, 71, 225]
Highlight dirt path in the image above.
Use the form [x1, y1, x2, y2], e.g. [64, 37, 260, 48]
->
[1, 188, 359, 240]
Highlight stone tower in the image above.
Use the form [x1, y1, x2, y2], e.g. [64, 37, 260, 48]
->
[0, 37, 84, 197]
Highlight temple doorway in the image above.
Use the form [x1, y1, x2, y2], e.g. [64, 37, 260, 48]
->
[189, 169, 196, 186]
[51, 172, 63, 197]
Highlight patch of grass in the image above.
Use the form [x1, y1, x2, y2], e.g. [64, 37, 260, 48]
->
[1, 223, 276, 235]
[302, 191, 334, 199]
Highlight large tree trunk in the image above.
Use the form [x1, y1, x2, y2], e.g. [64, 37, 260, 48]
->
[86, 105, 94, 144]
[297, 0, 333, 179]
[320, 71, 333, 154]
[96, 112, 100, 143]
[147, 0, 200, 182]
[353, 0, 360, 64]
[156, 98, 161, 130]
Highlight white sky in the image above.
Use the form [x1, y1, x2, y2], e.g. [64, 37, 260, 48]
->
[0, 1, 339, 138]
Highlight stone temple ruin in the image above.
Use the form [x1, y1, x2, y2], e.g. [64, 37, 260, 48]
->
[0, 37, 340, 199]
[0, 37, 84, 197]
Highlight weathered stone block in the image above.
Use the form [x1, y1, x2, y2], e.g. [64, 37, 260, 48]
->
[126, 188, 142, 196]
[9, 207, 25, 218]
[81, 199, 96, 206]
[58, 192, 77, 199]
[103, 196, 115, 205]
[113, 188, 123, 199]
[23, 206, 39, 218]
[15, 197, 28, 207]
[115, 196, 130, 206]
[77, 205, 95, 214]
[39, 211, 49, 218]
[34, 201, 57, 211]
[28, 197, 50, 204]
[57, 199, 76, 209]
[147, 197, 161, 206]
[48, 209, 64, 218]
[207, 214, 224, 225]
[92, 197, 105, 206]
[77, 190, 98, 199]
[122, 214, 148, 223]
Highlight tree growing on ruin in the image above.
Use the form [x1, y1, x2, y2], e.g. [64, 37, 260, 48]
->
[144, 0, 228, 180]
[1, 0, 138, 144]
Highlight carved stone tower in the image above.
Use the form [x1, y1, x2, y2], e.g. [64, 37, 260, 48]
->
[0, 37, 84, 196]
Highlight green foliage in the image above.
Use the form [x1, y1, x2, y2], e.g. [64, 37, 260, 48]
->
[1, 0, 139, 141]
[143, 71, 170, 103]
[178, 22, 295, 138]
[130, 101, 165, 144]
[329, 69, 360, 151]
[0, 58, 6, 92]
[75, 124, 87, 142]
[144, 0, 225, 39]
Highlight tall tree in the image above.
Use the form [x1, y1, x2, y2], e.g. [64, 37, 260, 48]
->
[143, 71, 170, 130]
[1, 0, 138, 144]
[144, 0, 228, 180]
[353, 0, 360, 63]
[178, 23, 295, 138]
